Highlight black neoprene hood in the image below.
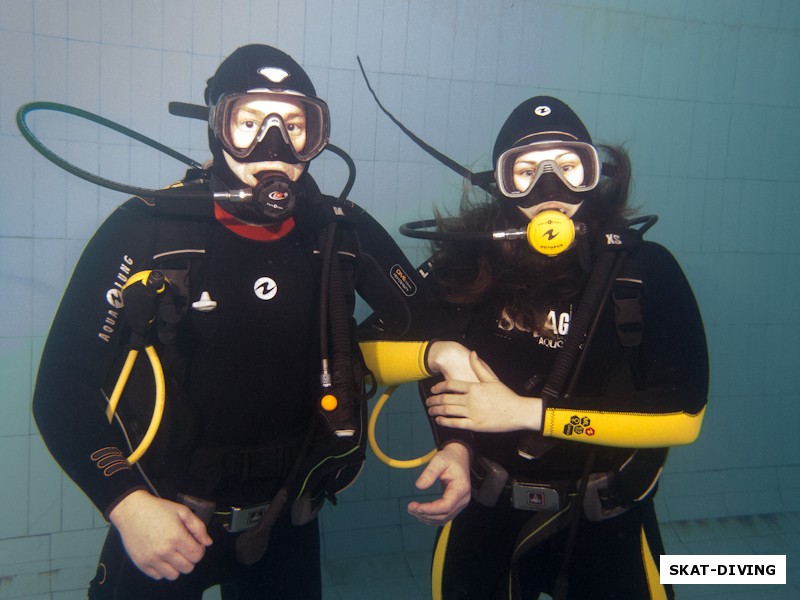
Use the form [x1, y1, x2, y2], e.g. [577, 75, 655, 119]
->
[204, 44, 321, 190]
[492, 96, 593, 167]
[204, 44, 317, 106]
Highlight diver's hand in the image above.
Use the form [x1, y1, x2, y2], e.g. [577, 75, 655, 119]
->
[109, 489, 213, 580]
[427, 351, 543, 433]
[426, 341, 479, 383]
[408, 442, 471, 526]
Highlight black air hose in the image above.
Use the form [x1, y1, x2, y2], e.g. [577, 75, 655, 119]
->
[317, 222, 357, 435]
[327, 239, 355, 411]
[540, 251, 618, 402]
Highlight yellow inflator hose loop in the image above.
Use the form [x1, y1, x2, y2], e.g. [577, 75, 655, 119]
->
[105, 345, 166, 465]
[368, 385, 437, 469]
[106, 350, 138, 422]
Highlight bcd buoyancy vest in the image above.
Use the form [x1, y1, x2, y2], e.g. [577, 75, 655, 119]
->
[112, 180, 373, 530]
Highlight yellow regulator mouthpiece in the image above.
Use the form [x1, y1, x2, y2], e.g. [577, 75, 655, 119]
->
[526, 209, 576, 256]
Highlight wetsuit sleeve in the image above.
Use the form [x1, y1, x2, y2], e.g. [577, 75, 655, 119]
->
[359, 340, 431, 386]
[542, 406, 705, 447]
[540, 242, 709, 448]
[32, 201, 155, 516]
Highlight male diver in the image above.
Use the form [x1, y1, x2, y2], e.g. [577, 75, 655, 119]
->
[32, 44, 471, 599]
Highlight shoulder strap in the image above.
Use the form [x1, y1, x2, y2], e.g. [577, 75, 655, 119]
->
[612, 252, 644, 348]
[150, 215, 212, 338]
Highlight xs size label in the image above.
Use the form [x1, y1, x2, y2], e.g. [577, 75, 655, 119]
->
[660, 555, 786, 584]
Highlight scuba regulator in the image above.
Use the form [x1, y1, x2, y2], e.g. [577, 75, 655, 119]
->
[251, 174, 302, 222]
[400, 208, 588, 257]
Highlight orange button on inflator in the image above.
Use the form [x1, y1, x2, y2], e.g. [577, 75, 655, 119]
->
[321, 394, 338, 411]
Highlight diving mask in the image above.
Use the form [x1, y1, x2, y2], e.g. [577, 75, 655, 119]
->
[495, 140, 601, 198]
[210, 91, 330, 163]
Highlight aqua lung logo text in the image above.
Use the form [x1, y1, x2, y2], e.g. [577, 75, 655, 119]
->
[538, 337, 564, 349]
[543, 229, 558, 240]
[254, 276, 278, 300]
[106, 288, 123, 309]
[563, 415, 595, 437]
[98, 255, 135, 343]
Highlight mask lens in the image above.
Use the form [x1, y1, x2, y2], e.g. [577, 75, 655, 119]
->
[211, 92, 330, 161]
[496, 141, 600, 197]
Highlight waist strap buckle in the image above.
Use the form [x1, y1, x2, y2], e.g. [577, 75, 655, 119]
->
[511, 481, 561, 512]
[227, 502, 270, 533]
[582, 472, 628, 522]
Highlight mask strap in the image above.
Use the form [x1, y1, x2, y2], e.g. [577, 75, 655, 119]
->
[168, 101, 209, 121]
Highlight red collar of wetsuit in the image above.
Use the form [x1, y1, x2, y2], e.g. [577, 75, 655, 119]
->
[214, 202, 296, 241]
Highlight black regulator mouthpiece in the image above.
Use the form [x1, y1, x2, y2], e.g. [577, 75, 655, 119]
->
[252, 174, 301, 222]
[213, 173, 304, 225]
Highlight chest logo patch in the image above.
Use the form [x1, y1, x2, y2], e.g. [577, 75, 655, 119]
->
[254, 276, 278, 300]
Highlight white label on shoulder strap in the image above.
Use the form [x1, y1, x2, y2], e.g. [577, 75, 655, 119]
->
[390, 264, 417, 297]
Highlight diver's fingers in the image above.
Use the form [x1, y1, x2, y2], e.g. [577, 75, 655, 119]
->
[142, 560, 182, 581]
[426, 391, 468, 408]
[426, 400, 468, 418]
[430, 379, 471, 395]
[407, 499, 452, 525]
[414, 460, 442, 491]
[433, 416, 474, 430]
[408, 491, 467, 525]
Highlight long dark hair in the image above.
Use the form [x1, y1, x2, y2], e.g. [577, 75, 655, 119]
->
[429, 144, 633, 333]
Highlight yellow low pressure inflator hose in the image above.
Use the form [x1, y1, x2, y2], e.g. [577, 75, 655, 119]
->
[106, 345, 166, 465]
[104, 269, 170, 465]
[368, 385, 437, 469]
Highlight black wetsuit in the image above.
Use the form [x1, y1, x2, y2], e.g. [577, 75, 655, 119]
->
[430, 241, 709, 600]
[32, 172, 430, 599]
